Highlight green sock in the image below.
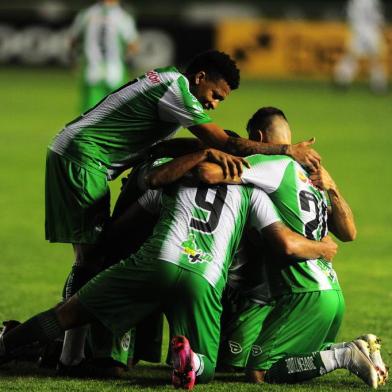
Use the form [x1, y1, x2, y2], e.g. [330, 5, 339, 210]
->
[3, 309, 63, 356]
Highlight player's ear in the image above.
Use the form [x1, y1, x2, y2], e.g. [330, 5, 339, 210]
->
[257, 130, 263, 142]
[194, 71, 206, 85]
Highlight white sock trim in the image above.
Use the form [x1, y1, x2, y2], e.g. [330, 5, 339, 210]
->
[59, 326, 89, 366]
[320, 350, 339, 373]
[193, 353, 204, 376]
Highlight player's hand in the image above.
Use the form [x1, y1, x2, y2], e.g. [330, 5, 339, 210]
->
[205, 148, 249, 178]
[309, 166, 337, 191]
[320, 235, 338, 262]
[286, 138, 321, 173]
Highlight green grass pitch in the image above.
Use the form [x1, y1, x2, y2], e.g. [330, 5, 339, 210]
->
[0, 67, 391, 391]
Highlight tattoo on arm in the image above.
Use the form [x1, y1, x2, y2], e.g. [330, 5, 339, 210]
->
[225, 137, 288, 156]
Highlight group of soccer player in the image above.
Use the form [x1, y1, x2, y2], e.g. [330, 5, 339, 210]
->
[0, 50, 388, 389]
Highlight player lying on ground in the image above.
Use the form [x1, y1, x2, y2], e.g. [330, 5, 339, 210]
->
[1, 151, 337, 389]
[46, 49, 322, 370]
[195, 107, 388, 389]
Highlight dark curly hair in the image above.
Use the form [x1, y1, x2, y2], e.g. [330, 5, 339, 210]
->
[246, 107, 287, 134]
[185, 50, 240, 90]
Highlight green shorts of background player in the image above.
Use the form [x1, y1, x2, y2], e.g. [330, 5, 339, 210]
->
[80, 75, 127, 113]
[0, 257, 224, 384]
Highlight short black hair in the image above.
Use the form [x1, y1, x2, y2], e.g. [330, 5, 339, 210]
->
[246, 107, 287, 134]
[185, 50, 240, 90]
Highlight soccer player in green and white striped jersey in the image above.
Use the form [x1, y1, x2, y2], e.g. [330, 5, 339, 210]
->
[69, 0, 139, 112]
[197, 107, 385, 388]
[48, 50, 246, 369]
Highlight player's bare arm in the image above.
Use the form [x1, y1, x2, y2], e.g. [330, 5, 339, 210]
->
[146, 148, 246, 188]
[195, 161, 241, 185]
[262, 222, 338, 262]
[189, 123, 321, 172]
[309, 166, 357, 242]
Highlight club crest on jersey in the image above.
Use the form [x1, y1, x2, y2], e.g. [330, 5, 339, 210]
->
[251, 345, 263, 356]
[146, 70, 160, 84]
[181, 234, 213, 264]
[228, 341, 242, 354]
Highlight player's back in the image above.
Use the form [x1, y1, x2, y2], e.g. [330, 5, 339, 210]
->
[135, 183, 254, 294]
[242, 154, 340, 295]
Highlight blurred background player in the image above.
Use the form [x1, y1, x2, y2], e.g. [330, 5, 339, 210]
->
[334, 0, 388, 93]
[69, 0, 139, 112]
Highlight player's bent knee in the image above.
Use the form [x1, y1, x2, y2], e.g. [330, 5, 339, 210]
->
[55, 295, 93, 330]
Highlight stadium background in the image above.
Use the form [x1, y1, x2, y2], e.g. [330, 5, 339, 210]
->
[0, 1, 391, 391]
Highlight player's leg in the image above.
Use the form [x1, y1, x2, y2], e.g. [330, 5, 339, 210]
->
[247, 291, 379, 388]
[0, 296, 93, 363]
[76, 256, 178, 350]
[87, 322, 135, 373]
[218, 298, 274, 369]
[320, 291, 388, 385]
[320, 289, 346, 350]
[45, 149, 110, 367]
[246, 291, 341, 379]
[334, 35, 361, 88]
[81, 81, 106, 113]
[334, 52, 358, 87]
[87, 170, 160, 371]
[60, 244, 105, 368]
[132, 312, 164, 364]
[165, 268, 222, 385]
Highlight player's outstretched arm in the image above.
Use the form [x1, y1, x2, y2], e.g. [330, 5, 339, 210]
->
[309, 166, 357, 242]
[262, 222, 338, 262]
[189, 123, 321, 172]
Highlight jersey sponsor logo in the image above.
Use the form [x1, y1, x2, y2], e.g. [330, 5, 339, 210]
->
[121, 332, 131, 351]
[146, 70, 161, 84]
[228, 340, 243, 354]
[181, 233, 213, 264]
[297, 170, 315, 187]
[251, 345, 263, 356]
[285, 356, 317, 374]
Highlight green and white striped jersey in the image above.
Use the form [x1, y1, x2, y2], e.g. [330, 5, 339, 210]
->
[137, 184, 280, 294]
[70, 2, 138, 87]
[241, 154, 341, 295]
[49, 67, 211, 180]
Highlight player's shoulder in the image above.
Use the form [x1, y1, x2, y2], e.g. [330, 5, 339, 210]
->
[154, 66, 182, 78]
[246, 153, 293, 166]
[85, 3, 102, 16]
